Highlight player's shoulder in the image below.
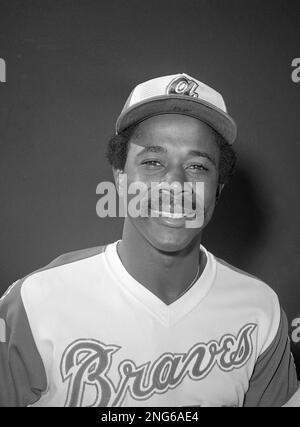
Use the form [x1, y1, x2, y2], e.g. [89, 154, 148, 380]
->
[1, 244, 108, 305]
[213, 253, 279, 305]
[46, 245, 106, 269]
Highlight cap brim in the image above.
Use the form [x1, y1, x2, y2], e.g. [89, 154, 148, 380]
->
[116, 95, 237, 144]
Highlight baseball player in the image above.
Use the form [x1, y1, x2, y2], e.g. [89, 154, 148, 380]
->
[0, 73, 298, 407]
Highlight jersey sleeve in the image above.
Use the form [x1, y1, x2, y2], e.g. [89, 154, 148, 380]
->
[243, 308, 298, 407]
[0, 280, 47, 407]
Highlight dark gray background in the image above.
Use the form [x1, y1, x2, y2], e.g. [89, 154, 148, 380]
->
[0, 0, 300, 375]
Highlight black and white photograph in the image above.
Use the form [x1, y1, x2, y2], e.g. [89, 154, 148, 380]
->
[0, 0, 300, 409]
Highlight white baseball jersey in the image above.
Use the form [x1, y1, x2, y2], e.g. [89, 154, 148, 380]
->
[0, 241, 297, 406]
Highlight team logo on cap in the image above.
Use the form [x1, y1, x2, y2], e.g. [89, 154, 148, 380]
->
[167, 75, 199, 98]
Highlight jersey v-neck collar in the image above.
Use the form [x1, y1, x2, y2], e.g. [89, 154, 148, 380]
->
[103, 240, 216, 327]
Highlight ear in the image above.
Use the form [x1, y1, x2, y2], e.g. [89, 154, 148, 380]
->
[113, 168, 124, 196]
[215, 184, 224, 204]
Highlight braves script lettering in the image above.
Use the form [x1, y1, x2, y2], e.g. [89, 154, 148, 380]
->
[60, 323, 256, 406]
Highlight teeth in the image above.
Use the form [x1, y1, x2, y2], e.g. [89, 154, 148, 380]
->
[162, 212, 185, 219]
[151, 210, 196, 219]
[184, 212, 197, 219]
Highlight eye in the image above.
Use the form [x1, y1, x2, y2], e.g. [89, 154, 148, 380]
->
[186, 164, 209, 172]
[141, 160, 163, 168]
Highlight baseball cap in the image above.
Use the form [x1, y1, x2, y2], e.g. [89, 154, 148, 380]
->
[116, 73, 237, 144]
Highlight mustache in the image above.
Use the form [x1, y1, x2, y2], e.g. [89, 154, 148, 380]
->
[140, 188, 198, 215]
[147, 191, 197, 210]
[122, 181, 204, 216]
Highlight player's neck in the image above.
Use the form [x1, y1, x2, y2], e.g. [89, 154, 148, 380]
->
[117, 221, 205, 305]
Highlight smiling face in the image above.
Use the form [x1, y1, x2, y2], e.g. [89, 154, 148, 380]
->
[116, 114, 221, 253]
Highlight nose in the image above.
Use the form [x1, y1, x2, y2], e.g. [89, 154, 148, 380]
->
[164, 166, 186, 192]
[161, 167, 196, 210]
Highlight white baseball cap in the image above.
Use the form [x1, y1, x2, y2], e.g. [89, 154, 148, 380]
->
[116, 73, 237, 144]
